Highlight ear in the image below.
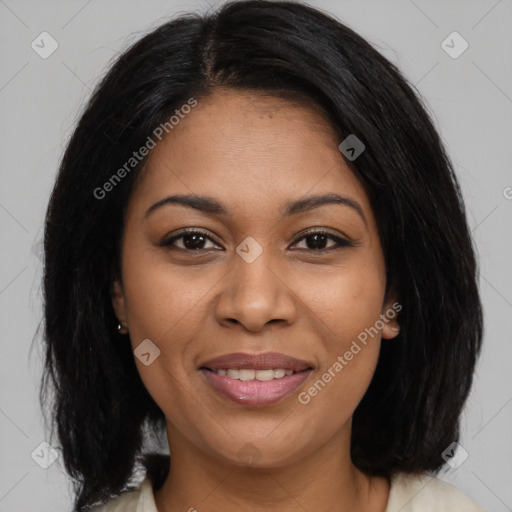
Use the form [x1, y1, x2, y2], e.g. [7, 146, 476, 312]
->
[380, 294, 401, 340]
[111, 279, 127, 325]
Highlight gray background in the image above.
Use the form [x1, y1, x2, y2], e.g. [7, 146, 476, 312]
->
[0, 0, 511, 510]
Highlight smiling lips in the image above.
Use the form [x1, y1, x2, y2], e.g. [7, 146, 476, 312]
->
[199, 351, 313, 406]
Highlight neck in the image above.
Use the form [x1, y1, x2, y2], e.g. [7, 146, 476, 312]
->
[153, 423, 390, 512]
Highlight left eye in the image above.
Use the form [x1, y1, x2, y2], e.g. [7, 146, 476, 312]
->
[291, 231, 352, 251]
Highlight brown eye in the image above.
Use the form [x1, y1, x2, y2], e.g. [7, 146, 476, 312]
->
[291, 230, 353, 252]
[160, 230, 220, 251]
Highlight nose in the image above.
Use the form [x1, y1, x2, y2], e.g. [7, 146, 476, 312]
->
[215, 245, 297, 333]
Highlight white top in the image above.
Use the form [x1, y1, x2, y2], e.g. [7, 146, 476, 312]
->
[91, 472, 486, 511]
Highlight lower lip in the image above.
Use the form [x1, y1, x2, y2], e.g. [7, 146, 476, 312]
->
[201, 369, 312, 407]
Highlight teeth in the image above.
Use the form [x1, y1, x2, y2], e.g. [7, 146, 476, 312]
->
[215, 368, 295, 381]
[239, 369, 255, 381]
[227, 369, 239, 379]
[256, 369, 274, 381]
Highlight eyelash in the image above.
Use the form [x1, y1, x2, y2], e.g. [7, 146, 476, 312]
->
[159, 228, 355, 253]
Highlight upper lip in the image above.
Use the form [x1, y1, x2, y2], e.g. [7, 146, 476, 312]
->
[199, 352, 313, 372]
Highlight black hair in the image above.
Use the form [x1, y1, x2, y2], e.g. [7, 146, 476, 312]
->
[40, 1, 483, 510]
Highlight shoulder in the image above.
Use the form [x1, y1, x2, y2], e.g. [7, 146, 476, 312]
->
[386, 472, 486, 512]
[89, 477, 157, 512]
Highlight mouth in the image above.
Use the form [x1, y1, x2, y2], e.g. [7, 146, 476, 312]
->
[199, 352, 314, 406]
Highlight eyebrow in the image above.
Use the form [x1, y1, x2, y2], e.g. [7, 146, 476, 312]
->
[145, 193, 366, 225]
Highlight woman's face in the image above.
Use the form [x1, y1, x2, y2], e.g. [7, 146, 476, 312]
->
[112, 88, 399, 468]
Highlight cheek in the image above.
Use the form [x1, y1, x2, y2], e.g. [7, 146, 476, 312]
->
[121, 241, 216, 343]
[120, 246, 211, 433]
[118, 237, 207, 401]
[297, 253, 386, 346]
[295, 255, 386, 404]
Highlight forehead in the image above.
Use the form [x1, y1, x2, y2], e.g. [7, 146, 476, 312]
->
[129, 89, 374, 223]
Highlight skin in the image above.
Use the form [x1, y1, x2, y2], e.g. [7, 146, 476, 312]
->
[112, 88, 400, 512]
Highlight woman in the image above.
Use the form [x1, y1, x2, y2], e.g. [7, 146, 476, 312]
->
[40, 1, 486, 510]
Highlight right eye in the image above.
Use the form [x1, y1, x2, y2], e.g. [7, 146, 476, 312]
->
[159, 229, 222, 251]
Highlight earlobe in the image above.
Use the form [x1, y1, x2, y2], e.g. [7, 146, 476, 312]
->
[381, 295, 401, 340]
[382, 322, 400, 340]
[111, 279, 127, 325]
